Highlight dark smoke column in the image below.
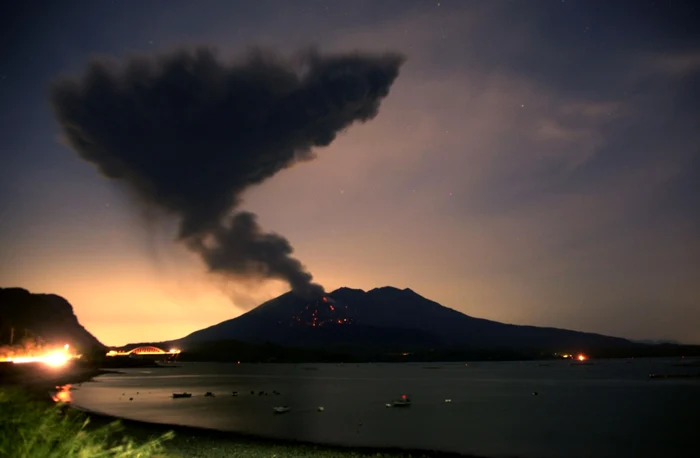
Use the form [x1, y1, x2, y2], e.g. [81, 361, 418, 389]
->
[50, 47, 404, 297]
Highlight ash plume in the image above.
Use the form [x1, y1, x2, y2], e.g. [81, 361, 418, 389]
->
[49, 47, 404, 298]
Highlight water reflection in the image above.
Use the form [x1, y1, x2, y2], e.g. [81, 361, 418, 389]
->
[52, 384, 72, 403]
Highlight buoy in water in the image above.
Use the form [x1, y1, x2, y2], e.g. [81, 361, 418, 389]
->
[532, 392, 538, 396]
[318, 406, 325, 412]
[385, 403, 392, 408]
[445, 399, 452, 403]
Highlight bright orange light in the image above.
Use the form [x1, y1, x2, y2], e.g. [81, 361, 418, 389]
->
[52, 384, 72, 403]
[1, 345, 76, 368]
[8, 351, 69, 367]
[45, 351, 70, 367]
[577, 354, 587, 361]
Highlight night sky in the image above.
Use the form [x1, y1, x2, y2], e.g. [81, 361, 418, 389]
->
[1, 0, 698, 346]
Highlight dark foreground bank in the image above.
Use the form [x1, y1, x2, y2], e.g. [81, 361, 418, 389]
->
[81, 407, 480, 458]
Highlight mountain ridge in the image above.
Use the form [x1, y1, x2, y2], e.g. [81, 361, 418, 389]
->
[176, 286, 634, 351]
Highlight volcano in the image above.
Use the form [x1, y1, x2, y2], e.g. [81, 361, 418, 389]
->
[178, 286, 633, 352]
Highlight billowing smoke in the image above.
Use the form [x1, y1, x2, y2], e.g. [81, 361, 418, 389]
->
[49, 47, 404, 298]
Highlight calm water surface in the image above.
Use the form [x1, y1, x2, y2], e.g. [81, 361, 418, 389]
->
[69, 359, 699, 458]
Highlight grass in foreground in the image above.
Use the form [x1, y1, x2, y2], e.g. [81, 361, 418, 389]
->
[0, 388, 173, 458]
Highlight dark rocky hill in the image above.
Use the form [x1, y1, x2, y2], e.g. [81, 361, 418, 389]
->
[0, 287, 104, 352]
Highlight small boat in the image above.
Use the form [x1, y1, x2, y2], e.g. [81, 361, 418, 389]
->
[273, 406, 291, 414]
[444, 398, 452, 403]
[317, 406, 325, 412]
[232, 391, 238, 396]
[392, 394, 411, 407]
[204, 392, 215, 397]
[172, 392, 192, 399]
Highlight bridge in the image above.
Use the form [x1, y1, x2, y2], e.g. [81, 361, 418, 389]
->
[106, 346, 181, 357]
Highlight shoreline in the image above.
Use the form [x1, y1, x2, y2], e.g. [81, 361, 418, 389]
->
[18, 366, 481, 458]
[75, 403, 481, 458]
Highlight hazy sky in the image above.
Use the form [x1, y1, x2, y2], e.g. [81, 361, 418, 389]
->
[1, 0, 698, 346]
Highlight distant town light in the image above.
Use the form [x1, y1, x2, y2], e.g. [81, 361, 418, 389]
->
[577, 354, 587, 361]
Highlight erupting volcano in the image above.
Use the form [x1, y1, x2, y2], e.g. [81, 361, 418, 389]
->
[174, 286, 635, 352]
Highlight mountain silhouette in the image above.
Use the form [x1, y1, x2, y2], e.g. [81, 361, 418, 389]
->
[179, 286, 633, 351]
[0, 287, 104, 351]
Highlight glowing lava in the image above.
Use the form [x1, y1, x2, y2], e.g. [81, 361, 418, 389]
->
[290, 296, 352, 327]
